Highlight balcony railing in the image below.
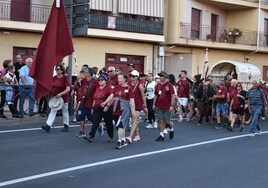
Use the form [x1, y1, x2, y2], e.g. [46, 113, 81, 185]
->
[0, 1, 163, 35]
[180, 22, 268, 47]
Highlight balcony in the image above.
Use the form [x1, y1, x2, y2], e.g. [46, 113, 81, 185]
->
[180, 22, 268, 47]
[0, 1, 163, 36]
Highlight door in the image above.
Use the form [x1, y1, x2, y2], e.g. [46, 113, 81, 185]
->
[105, 54, 144, 74]
[263, 66, 268, 82]
[191, 8, 201, 39]
[211, 14, 218, 41]
[11, 0, 30, 22]
[264, 19, 268, 45]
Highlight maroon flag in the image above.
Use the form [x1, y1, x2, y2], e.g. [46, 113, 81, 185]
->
[30, 0, 74, 99]
[201, 48, 210, 81]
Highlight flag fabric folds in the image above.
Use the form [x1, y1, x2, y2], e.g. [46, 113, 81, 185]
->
[29, 0, 74, 100]
[202, 48, 210, 81]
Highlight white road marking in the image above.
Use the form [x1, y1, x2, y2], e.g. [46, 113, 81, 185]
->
[0, 124, 87, 134]
[0, 131, 267, 187]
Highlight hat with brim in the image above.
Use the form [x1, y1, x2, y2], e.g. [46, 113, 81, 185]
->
[158, 71, 169, 78]
[49, 97, 64, 111]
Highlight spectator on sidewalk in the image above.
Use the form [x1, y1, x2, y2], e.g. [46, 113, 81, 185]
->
[0, 59, 13, 119]
[41, 64, 70, 132]
[14, 55, 24, 109]
[4, 64, 20, 118]
[19, 57, 35, 117]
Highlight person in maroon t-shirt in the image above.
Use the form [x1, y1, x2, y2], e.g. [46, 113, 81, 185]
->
[213, 80, 229, 129]
[107, 66, 119, 86]
[228, 82, 247, 132]
[176, 70, 190, 122]
[76, 67, 99, 138]
[153, 71, 175, 142]
[41, 64, 70, 133]
[125, 70, 147, 144]
[83, 73, 114, 142]
[103, 72, 135, 149]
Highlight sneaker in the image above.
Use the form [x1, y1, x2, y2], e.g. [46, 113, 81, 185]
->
[98, 124, 104, 136]
[153, 122, 157, 128]
[249, 132, 255, 137]
[178, 118, 183, 122]
[76, 131, 86, 138]
[83, 135, 94, 142]
[125, 136, 132, 144]
[163, 129, 168, 135]
[156, 135, 165, 141]
[133, 135, 140, 142]
[121, 140, 127, 147]
[239, 127, 244, 132]
[226, 126, 233, 132]
[61, 124, 69, 132]
[73, 117, 77, 122]
[256, 130, 262, 135]
[29, 112, 37, 117]
[116, 141, 122, 149]
[12, 114, 21, 118]
[146, 124, 153, 129]
[215, 125, 222, 130]
[41, 125, 51, 132]
[169, 131, 174, 139]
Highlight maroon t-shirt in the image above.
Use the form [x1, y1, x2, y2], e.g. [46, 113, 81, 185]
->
[51, 75, 70, 103]
[93, 85, 114, 108]
[129, 81, 144, 111]
[228, 86, 237, 100]
[216, 85, 228, 103]
[155, 81, 175, 111]
[113, 85, 134, 115]
[177, 79, 190, 98]
[109, 74, 119, 86]
[80, 78, 99, 108]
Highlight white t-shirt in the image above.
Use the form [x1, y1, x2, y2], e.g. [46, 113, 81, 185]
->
[145, 81, 156, 100]
[4, 72, 16, 85]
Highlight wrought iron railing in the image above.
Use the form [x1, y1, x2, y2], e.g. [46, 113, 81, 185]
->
[180, 22, 268, 47]
[0, 1, 163, 35]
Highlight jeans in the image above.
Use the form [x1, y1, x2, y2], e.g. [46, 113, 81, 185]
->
[249, 105, 262, 133]
[146, 98, 155, 124]
[46, 103, 69, 126]
[19, 86, 35, 114]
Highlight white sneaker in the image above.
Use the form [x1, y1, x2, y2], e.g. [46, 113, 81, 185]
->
[73, 117, 76, 122]
[256, 130, 262, 135]
[153, 122, 158, 128]
[163, 129, 168, 135]
[249, 132, 255, 137]
[146, 124, 153, 129]
[178, 118, 183, 122]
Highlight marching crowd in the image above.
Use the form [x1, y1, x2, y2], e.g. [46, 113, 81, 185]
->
[1, 57, 268, 149]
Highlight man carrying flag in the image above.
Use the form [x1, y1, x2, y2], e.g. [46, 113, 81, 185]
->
[29, 0, 74, 131]
[201, 48, 210, 82]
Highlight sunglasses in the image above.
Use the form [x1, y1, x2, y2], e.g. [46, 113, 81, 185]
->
[107, 70, 113, 73]
[98, 79, 105, 81]
[131, 75, 138, 78]
[55, 68, 61, 71]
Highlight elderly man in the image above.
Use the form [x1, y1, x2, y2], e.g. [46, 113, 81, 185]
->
[19, 57, 35, 117]
[247, 80, 267, 137]
[107, 66, 118, 86]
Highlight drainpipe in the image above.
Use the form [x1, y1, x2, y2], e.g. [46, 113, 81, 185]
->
[245, 0, 261, 62]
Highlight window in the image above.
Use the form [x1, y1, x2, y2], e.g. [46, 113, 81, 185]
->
[191, 8, 201, 39]
[120, 57, 128, 62]
[106, 56, 116, 61]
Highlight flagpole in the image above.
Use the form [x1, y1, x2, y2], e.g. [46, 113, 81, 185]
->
[68, 0, 74, 115]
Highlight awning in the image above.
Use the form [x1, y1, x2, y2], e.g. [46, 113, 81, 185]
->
[210, 60, 261, 83]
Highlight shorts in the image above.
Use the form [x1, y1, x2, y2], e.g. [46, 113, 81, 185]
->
[76, 103, 93, 122]
[178, 98, 188, 106]
[232, 108, 245, 116]
[216, 103, 228, 116]
[156, 109, 171, 122]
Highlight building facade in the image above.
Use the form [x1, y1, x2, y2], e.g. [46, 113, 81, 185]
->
[0, 0, 164, 76]
[164, 0, 268, 81]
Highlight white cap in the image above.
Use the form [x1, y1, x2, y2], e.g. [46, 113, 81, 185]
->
[131, 70, 140, 77]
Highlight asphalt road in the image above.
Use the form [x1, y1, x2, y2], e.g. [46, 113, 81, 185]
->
[0, 118, 268, 188]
